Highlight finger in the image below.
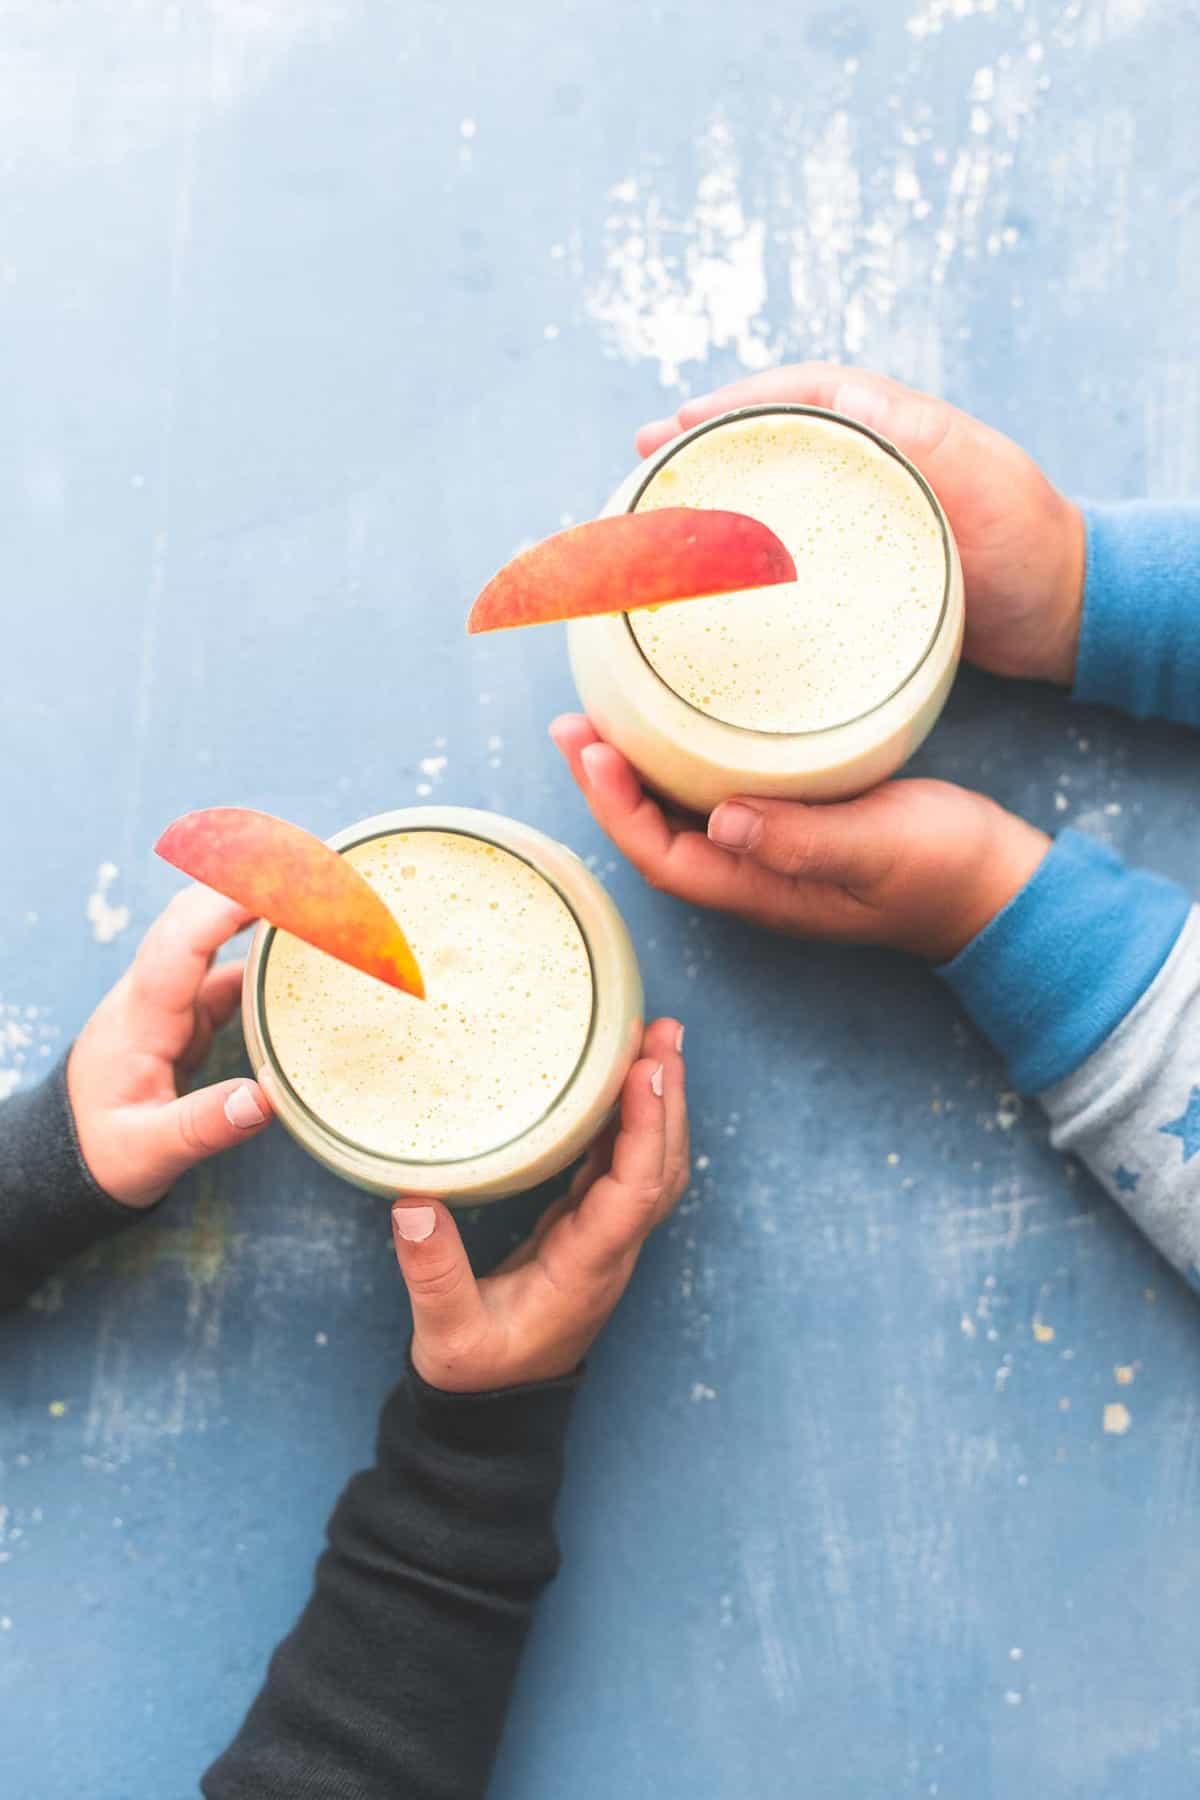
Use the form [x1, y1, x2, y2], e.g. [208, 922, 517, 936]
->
[549, 713, 602, 783]
[494, 1190, 578, 1274]
[636, 362, 890, 456]
[826, 377, 994, 519]
[567, 1056, 668, 1268]
[137, 1077, 273, 1190]
[176, 959, 247, 1080]
[638, 363, 1012, 541]
[550, 717, 883, 936]
[198, 959, 246, 1030]
[557, 732, 750, 908]
[129, 886, 255, 1024]
[177, 960, 248, 1077]
[567, 1119, 619, 1202]
[641, 1018, 689, 1217]
[495, 1114, 622, 1278]
[707, 791, 901, 897]
[391, 1200, 488, 1360]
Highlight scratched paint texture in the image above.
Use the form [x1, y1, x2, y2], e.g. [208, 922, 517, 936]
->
[2, 1, 1200, 1794]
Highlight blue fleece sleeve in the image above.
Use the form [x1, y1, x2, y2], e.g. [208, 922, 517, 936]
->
[936, 830, 1190, 1093]
[1075, 503, 1200, 726]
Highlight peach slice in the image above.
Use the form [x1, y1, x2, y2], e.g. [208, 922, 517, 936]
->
[156, 808, 425, 999]
[466, 508, 796, 634]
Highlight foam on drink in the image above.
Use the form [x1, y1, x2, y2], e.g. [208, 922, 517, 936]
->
[628, 411, 947, 734]
[263, 830, 594, 1162]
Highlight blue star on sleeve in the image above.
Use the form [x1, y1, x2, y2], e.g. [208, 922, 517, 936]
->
[1112, 1165, 1140, 1194]
[1159, 1086, 1200, 1163]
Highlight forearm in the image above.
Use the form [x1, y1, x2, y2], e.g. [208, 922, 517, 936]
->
[0, 1057, 143, 1309]
[1074, 503, 1200, 728]
[939, 831, 1198, 1282]
[1038, 908, 1200, 1289]
[202, 1360, 577, 1800]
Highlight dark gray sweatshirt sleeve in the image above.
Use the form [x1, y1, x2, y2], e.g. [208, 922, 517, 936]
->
[0, 1057, 144, 1309]
[201, 1360, 577, 1800]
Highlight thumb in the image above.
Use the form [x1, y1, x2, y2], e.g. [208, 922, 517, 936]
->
[707, 792, 898, 894]
[145, 1078, 273, 1187]
[391, 1200, 487, 1362]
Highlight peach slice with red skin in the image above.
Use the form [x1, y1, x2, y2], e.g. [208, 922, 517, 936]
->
[155, 808, 425, 999]
[466, 508, 796, 633]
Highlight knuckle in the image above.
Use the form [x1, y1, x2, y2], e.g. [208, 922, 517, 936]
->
[630, 1177, 665, 1221]
[773, 821, 830, 881]
[408, 1259, 466, 1303]
[906, 398, 955, 459]
[175, 1101, 212, 1158]
[437, 1321, 488, 1367]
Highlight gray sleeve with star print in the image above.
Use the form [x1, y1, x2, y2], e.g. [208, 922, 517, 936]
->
[1039, 907, 1200, 1292]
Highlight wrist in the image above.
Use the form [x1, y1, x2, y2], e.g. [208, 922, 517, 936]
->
[64, 1043, 136, 1211]
[1036, 497, 1086, 685]
[921, 805, 1051, 963]
[412, 1341, 584, 1394]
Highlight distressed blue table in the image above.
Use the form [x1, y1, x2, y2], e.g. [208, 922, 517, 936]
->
[3, 3, 1200, 1794]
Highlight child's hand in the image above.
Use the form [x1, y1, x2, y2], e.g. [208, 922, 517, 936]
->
[638, 363, 1086, 687]
[391, 1019, 687, 1392]
[67, 886, 273, 1208]
[550, 717, 1049, 963]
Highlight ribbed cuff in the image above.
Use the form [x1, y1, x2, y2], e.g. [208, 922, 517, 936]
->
[398, 1349, 581, 1457]
[1074, 502, 1200, 726]
[0, 1056, 151, 1309]
[937, 830, 1190, 1093]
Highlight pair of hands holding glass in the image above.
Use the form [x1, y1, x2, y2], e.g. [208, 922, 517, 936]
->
[67, 886, 688, 1395]
[553, 362, 1087, 966]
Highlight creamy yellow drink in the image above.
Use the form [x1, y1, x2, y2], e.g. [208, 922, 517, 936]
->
[568, 406, 964, 811]
[243, 808, 643, 1200]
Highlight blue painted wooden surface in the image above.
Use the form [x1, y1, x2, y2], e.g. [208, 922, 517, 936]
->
[3, 2, 1200, 1794]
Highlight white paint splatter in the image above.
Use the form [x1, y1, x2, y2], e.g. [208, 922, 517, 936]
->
[1103, 1402, 1132, 1435]
[86, 862, 130, 944]
[419, 755, 448, 780]
[585, 119, 772, 387]
[0, 1003, 58, 1101]
[690, 1381, 718, 1402]
[578, 11, 1047, 394]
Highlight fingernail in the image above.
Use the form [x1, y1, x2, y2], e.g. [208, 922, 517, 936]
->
[580, 742, 605, 785]
[675, 1025, 685, 1054]
[224, 1084, 266, 1130]
[708, 801, 762, 852]
[392, 1203, 437, 1243]
[548, 717, 569, 749]
[639, 415, 673, 440]
[650, 1063, 664, 1098]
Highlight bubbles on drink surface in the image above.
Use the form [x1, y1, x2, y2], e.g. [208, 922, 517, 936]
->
[630, 412, 947, 733]
[263, 831, 594, 1162]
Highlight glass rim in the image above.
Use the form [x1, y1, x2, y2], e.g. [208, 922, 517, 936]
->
[253, 819, 602, 1170]
[622, 402, 954, 740]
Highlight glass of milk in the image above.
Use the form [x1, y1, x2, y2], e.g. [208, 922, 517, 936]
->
[568, 405, 965, 813]
[242, 807, 644, 1200]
